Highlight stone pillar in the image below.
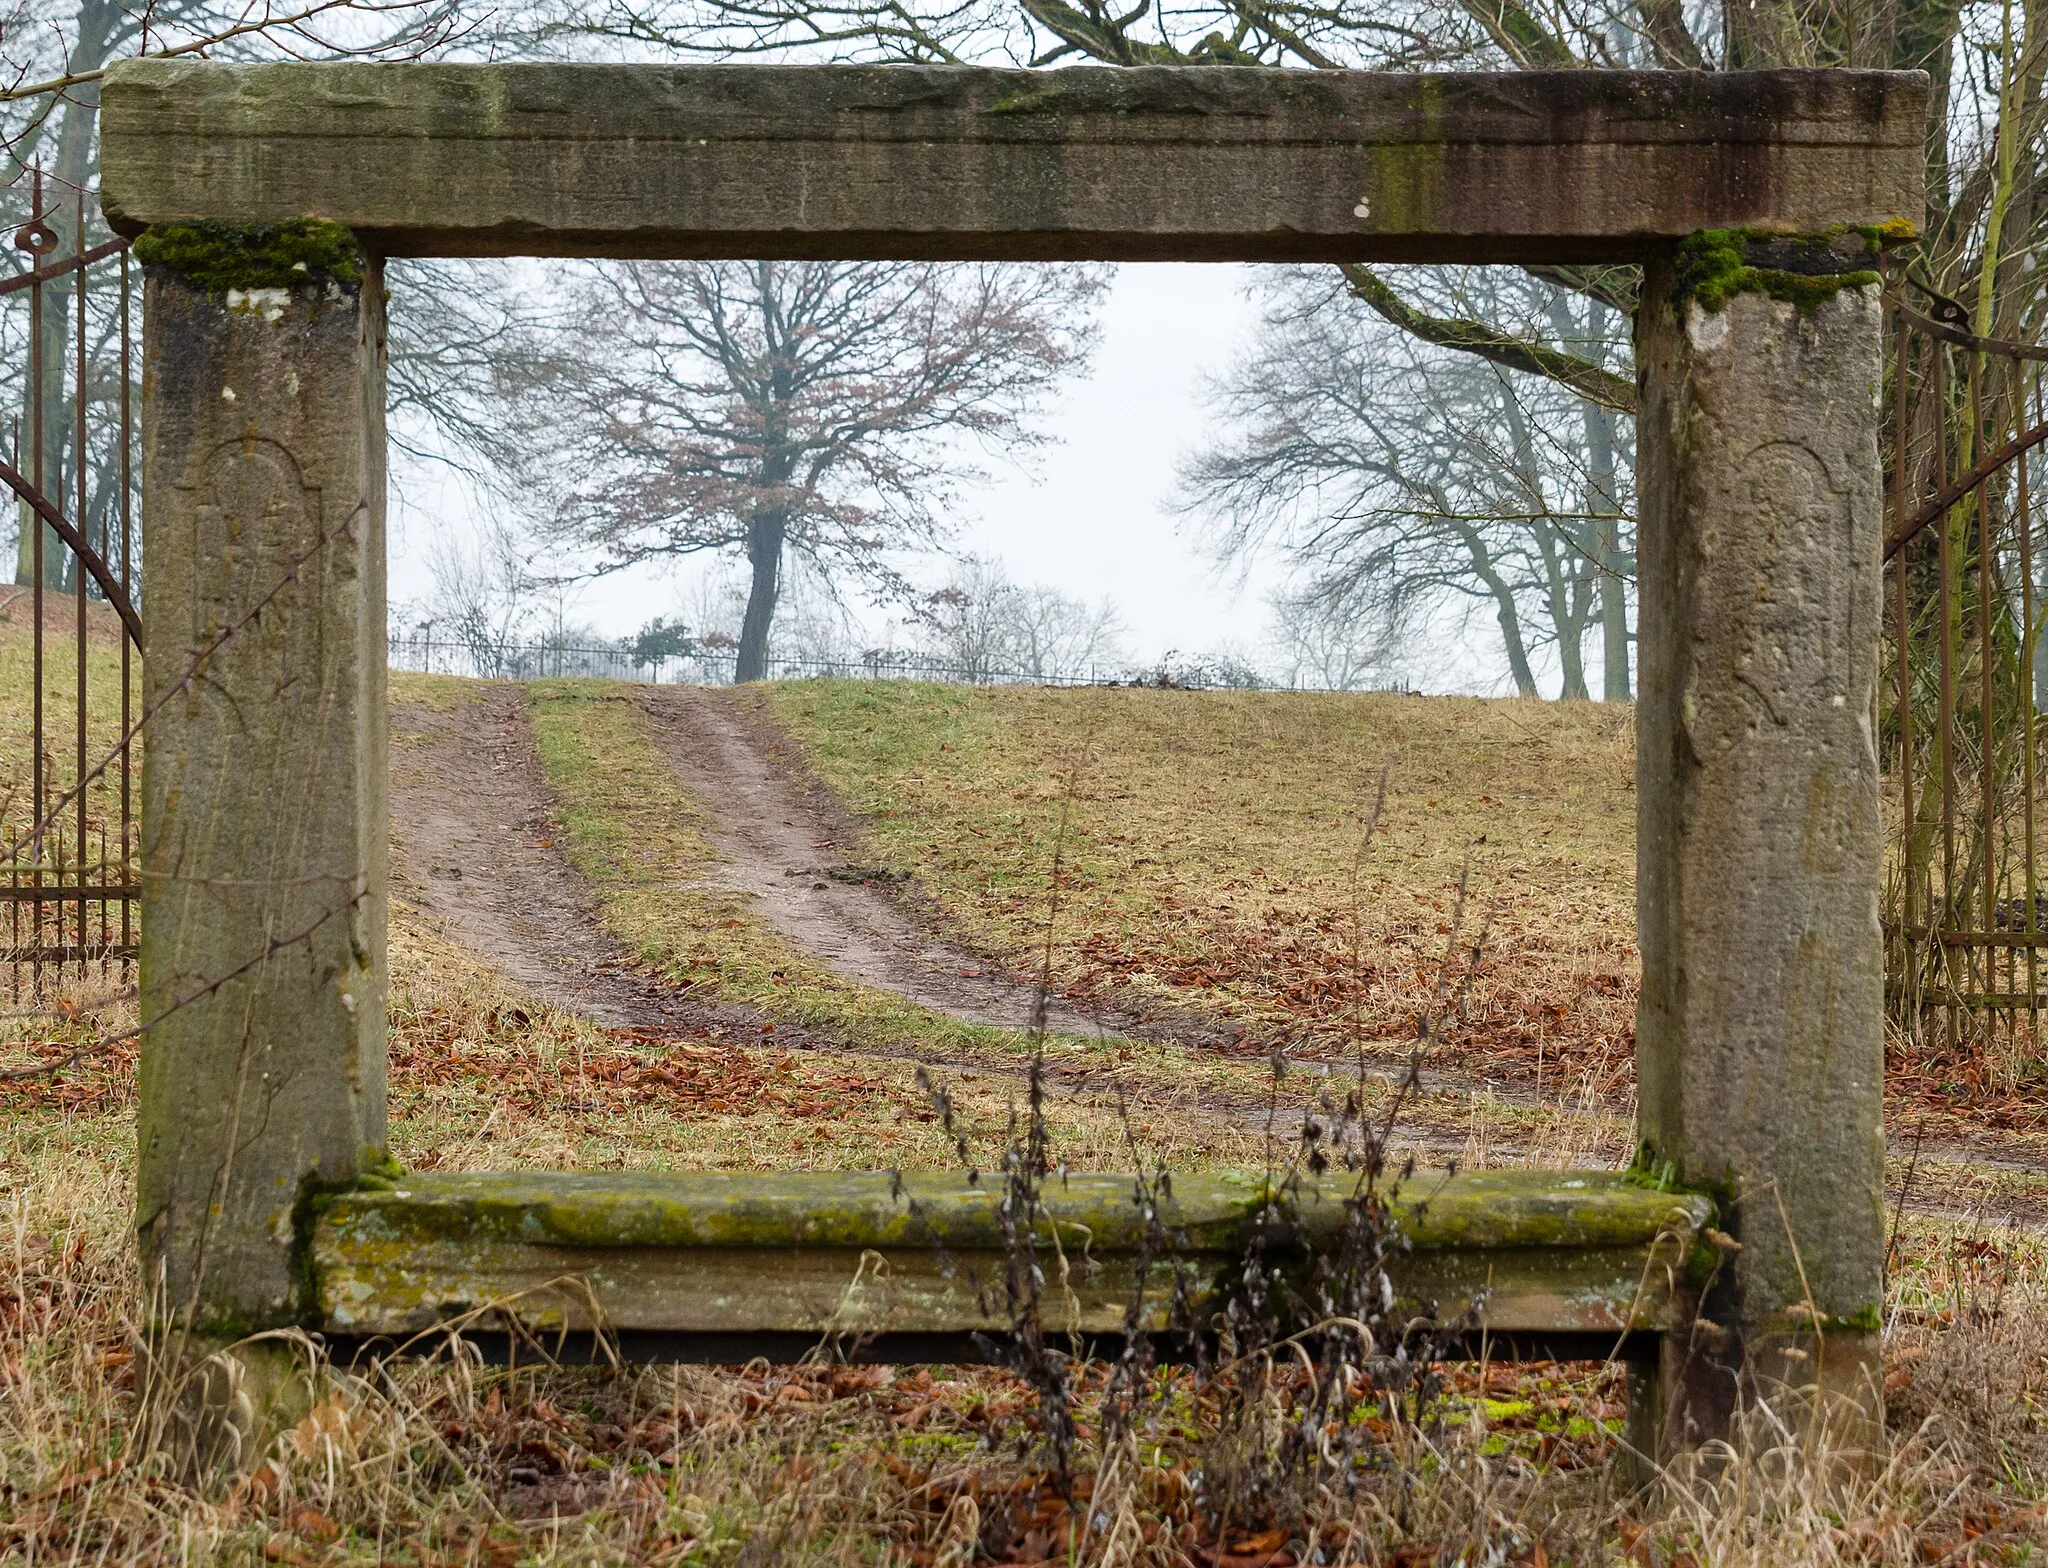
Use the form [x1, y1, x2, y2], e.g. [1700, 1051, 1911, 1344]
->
[136, 227, 388, 1332]
[1633, 237, 1888, 1454]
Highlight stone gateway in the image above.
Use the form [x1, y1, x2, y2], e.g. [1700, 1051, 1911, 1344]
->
[103, 58, 1925, 1460]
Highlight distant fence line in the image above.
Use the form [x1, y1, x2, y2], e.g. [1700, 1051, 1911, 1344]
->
[386, 634, 1281, 690]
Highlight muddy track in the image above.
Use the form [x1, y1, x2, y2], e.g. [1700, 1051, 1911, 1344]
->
[388, 684, 1127, 1052]
[634, 685, 1130, 1040]
[391, 685, 704, 1032]
[385, 687, 1373, 1140]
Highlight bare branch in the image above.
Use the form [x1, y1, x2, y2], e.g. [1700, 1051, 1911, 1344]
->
[0, 892, 363, 1082]
[1340, 264, 1637, 416]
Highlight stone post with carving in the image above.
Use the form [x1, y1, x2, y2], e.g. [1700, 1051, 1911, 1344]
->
[135, 225, 388, 1334]
[1632, 233, 1889, 1455]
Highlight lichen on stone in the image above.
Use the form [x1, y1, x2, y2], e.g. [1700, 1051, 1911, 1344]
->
[1674, 226, 1888, 316]
[133, 218, 362, 294]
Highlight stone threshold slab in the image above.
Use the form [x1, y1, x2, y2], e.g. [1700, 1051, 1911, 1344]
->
[313, 1168, 1713, 1340]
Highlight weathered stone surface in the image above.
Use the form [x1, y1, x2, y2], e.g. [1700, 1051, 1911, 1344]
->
[137, 261, 389, 1331]
[1633, 255, 1886, 1429]
[100, 61, 1927, 263]
[312, 1169, 1712, 1337]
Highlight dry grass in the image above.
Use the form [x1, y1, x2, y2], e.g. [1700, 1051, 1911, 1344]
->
[5, 1124, 2044, 1564]
[762, 683, 1639, 1089]
[3, 667, 2044, 1562]
[524, 677, 1068, 1064]
[3, 900, 2041, 1565]
[383, 899, 1279, 1176]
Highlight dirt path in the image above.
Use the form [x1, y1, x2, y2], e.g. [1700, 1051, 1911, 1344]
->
[388, 682, 1119, 1045]
[390, 686, 712, 1033]
[635, 684, 1123, 1040]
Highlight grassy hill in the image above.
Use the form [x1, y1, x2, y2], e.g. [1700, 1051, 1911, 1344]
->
[763, 681, 1638, 1090]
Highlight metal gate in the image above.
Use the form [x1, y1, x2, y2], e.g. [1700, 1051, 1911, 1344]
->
[1884, 261, 2048, 1072]
[0, 171, 139, 1001]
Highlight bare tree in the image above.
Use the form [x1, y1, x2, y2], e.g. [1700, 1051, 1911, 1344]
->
[414, 515, 540, 680]
[550, 0, 2042, 470]
[0, 0, 467, 589]
[916, 554, 1124, 678]
[1181, 265, 1634, 700]
[1264, 583, 1402, 692]
[501, 258, 1104, 682]
[1002, 577, 1124, 678]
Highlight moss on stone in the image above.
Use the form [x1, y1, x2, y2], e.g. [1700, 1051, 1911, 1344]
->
[316, 1168, 1711, 1256]
[288, 1149, 405, 1323]
[1625, 1140, 1681, 1193]
[310, 1169, 1715, 1338]
[1855, 216, 1919, 250]
[986, 83, 1069, 114]
[1674, 226, 1882, 316]
[133, 218, 361, 293]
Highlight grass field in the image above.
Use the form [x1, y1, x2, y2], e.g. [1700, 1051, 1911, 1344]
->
[0, 590, 134, 911]
[761, 682, 1639, 1092]
[5, 656, 2048, 1564]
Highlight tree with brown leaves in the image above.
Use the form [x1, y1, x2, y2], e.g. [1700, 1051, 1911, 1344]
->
[503, 258, 1104, 682]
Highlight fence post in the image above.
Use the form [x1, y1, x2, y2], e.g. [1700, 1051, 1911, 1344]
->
[1631, 238, 1887, 1459]
[135, 231, 388, 1348]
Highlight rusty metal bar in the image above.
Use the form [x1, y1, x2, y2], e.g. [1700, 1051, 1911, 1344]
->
[118, 246, 131, 962]
[0, 186, 139, 1002]
[2023, 378, 2037, 1046]
[0, 456, 141, 641]
[0, 236, 129, 300]
[1974, 359, 1997, 1040]
[74, 196, 88, 973]
[0, 884, 140, 902]
[29, 172, 45, 907]
[1895, 303, 1918, 1031]
[1937, 341, 1958, 1053]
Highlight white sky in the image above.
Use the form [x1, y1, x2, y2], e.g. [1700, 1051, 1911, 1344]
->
[386, 262, 1517, 691]
[944, 263, 1282, 663]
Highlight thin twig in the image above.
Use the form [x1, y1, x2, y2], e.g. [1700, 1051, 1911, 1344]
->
[2, 505, 364, 868]
[0, 890, 363, 1082]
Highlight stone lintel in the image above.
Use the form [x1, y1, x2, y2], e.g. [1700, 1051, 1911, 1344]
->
[311, 1169, 1712, 1339]
[100, 61, 1927, 263]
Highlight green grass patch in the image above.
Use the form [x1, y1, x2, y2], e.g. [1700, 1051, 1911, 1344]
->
[523, 678, 1078, 1066]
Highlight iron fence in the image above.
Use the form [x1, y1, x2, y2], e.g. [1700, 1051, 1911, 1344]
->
[15, 199, 2042, 1060]
[0, 173, 139, 1001]
[1884, 263, 2048, 1067]
[387, 634, 1283, 690]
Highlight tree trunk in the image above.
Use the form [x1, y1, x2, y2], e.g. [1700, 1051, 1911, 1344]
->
[1462, 529, 1539, 697]
[1542, 294, 1632, 701]
[13, 24, 108, 589]
[1542, 539, 1592, 699]
[1493, 588, 1540, 697]
[1586, 401, 1631, 700]
[735, 508, 786, 682]
[1556, 615, 1591, 698]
